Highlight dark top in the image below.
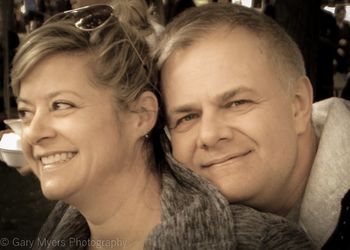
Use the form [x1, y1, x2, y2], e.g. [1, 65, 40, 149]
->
[32, 156, 314, 249]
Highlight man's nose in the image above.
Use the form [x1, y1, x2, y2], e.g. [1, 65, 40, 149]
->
[23, 112, 56, 145]
[197, 112, 233, 149]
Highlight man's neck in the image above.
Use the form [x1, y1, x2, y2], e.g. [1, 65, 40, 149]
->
[282, 124, 318, 217]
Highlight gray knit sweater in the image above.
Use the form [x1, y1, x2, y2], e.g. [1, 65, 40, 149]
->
[33, 157, 314, 250]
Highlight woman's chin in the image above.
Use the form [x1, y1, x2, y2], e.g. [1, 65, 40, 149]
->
[41, 180, 73, 201]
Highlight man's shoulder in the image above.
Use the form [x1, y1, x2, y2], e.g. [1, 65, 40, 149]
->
[228, 204, 314, 249]
[313, 97, 350, 109]
[229, 204, 292, 228]
[312, 97, 350, 126]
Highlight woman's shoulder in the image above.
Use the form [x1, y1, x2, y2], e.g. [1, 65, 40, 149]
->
[33, 201, 89, 250]
[36, 201, 70, 239]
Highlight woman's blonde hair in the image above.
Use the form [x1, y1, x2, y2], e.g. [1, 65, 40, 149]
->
[11, 0, 166, 173]
[13, 0, 158, 107]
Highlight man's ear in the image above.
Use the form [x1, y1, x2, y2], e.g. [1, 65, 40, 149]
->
[131, 91, 159, 137]
[292, 76, 313, 134]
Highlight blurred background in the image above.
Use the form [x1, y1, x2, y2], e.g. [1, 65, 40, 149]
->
[2, 0, 350, 122]
[1, 0, 350, 248]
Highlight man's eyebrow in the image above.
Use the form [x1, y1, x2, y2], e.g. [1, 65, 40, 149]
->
[167, 87, 257, 116]
[168, 104, 197, 116]
[219, 87, 256, 103]
[17, 90, 82, 104]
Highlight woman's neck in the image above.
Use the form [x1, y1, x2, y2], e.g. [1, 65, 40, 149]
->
[69, 160, 161, 250]
[89, 174, 161, 250]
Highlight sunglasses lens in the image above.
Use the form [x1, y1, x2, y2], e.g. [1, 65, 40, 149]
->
[45, 5, 113, 30]
[43, 5, 147, 74]
[75, 5, 112, 30]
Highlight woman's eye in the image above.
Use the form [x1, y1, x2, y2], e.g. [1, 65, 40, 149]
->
[17, 110, 26, 119]
[17, 109, 33, 123]
[52, 101, 75, 111]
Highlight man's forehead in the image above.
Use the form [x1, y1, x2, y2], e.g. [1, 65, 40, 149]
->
[159, 27, 279, 111]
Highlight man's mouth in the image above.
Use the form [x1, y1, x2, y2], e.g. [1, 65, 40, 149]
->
[201, 150, 252, 168]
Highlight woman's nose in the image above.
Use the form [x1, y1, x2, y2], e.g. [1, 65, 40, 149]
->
[23, 112, 56, 145]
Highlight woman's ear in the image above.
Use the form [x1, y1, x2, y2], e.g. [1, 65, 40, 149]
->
[131, 91, 159, 137]
[292, 76, 314, 134]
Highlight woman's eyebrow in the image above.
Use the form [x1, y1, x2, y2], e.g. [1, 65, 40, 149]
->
[16, 97, 31, 105]
[17, 90, 83, 104]
[46, 90, 83, 99]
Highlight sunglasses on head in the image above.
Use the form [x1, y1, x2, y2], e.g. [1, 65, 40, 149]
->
[45, 4, 147, 71]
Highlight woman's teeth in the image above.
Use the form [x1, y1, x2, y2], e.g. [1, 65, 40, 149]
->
[41, 152, 76, 166]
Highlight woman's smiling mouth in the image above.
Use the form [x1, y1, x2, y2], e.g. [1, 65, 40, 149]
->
[40, 152, 77, 169]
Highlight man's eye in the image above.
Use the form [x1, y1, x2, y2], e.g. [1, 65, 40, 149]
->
[169, 113, 200, 133]
[227, 99, 252, 108]
[176, 114, 198, 126]
[52, 101, 75, 111]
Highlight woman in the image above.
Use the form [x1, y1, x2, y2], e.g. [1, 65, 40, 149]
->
[11, 1, 313, 250]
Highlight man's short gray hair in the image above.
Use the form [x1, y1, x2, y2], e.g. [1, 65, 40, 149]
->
[153, 3, 306, 92]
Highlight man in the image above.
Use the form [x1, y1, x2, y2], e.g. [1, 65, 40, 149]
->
[154, 3, 350, 249]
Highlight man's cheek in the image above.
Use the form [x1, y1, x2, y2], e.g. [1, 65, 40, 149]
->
[172, 137, 192, 164]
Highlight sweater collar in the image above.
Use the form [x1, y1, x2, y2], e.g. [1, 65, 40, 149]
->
[298, 98, 350, 248]
[144, 155, 237, 249]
